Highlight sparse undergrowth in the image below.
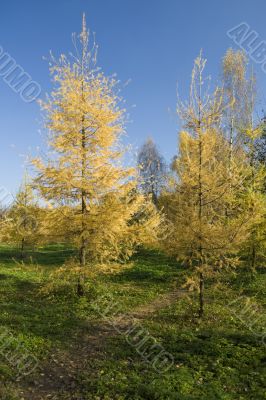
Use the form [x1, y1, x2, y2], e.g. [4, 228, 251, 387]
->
[0, 245, 265, 399]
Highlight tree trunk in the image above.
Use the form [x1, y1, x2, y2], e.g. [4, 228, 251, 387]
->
[80, 242, 86, 266]
[77, 240, 86, 296]
[20, 238, 25, 260]
[77, 276, 85, 296]
[77, 94, 87, 297]
[198, 96, 204, 318]
[251, 242, 256, 272]
[199, 272, 204, 317]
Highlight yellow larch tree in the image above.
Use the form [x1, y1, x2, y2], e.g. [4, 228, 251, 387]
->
[161, 54, 256, 316]
[240, 72, 266, 271]
[32, 16, 160, 294]
[222, 49, 248, 151]
[1, 174, 41, 258]
[221, 49, 266, 272]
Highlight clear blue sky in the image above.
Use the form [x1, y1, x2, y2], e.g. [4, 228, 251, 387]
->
[1, 0, 266, 195]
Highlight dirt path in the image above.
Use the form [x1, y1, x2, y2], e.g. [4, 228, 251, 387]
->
[130, 288, 187, 318]
[18, 288, 186, 400]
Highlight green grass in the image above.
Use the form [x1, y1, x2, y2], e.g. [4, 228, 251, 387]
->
[0, 246, 265, 399]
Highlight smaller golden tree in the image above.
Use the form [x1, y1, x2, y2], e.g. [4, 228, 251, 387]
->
[161, 54, 258, 316]
[2, 176, 41, 258]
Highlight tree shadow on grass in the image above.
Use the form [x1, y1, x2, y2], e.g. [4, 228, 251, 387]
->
[73, 324, 265, 400]
[107, 249, 184, 287]
[0, 247, 76, 267]
[0, 272, 85, 346]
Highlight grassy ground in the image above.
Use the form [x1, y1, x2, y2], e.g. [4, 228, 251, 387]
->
[0, 245, 265, 399]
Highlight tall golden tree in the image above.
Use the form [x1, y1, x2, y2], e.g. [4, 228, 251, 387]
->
[241, 72, 266, 271]
[32, 16, 160, 294]
[221, 49, 249, 197]
[161, 54, 255, 316]
[222, 49, 248, 142]
[222, 50, 266, 271]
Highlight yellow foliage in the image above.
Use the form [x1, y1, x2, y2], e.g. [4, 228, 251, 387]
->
[32, 17, 161, 268]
